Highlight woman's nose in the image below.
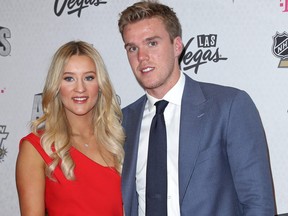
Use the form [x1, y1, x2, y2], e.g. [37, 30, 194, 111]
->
[74, 80, 86, 93]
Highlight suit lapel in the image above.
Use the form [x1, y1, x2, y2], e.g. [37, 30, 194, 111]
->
[179, 75, 207, 204]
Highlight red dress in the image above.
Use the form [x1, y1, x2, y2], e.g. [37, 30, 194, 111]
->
[20, 133, 123, 216]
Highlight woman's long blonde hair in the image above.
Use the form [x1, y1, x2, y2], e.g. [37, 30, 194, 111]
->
[32, 41, 125, 180]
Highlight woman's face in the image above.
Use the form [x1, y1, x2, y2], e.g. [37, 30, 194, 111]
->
[59, 55, 99, 119]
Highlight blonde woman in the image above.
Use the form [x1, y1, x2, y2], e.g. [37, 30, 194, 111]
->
[16, 41, 125, 216]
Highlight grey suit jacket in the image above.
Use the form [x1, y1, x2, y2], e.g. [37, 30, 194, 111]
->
[121, 74, 275, 216]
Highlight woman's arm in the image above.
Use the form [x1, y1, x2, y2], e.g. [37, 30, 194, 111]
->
[16, 140, 46, 216]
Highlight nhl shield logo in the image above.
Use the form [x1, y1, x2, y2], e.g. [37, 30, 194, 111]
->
[272, 32, 288, 68]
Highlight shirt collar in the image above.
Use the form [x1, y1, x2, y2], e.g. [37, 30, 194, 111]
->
[146, 72, 185, 111]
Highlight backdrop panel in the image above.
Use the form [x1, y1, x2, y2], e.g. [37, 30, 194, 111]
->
[1, 0, 287, 215]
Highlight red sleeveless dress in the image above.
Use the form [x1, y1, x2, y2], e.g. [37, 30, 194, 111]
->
[20, 133, 123, 216]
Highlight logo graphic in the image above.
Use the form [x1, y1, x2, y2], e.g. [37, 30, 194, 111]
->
[0, 125, 9, 162]
[54, 0, 107, 17]
[180, 34, 228, 74]
[280, 0, 288, 12]
[31, 93, 43, 121]
[272, 32, 288, 68]
[0, 26, 11, 57]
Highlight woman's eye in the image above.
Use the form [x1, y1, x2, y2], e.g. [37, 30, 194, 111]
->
[85, 76, 95, 81]
[63, 77, 74, 82]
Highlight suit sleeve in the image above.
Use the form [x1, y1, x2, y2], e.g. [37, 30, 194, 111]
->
[226, 90, 275, 215]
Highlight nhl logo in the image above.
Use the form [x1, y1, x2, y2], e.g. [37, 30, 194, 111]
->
[272, 32, 288, 68]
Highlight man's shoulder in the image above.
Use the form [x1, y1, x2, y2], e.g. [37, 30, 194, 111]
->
[122, 95, 147, 112]
[186, 75, 243, 97]
[199, 81, 241, 94]
[184, 74, 251, 105]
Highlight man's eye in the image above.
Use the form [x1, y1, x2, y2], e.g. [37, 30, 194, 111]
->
[127, 46, 137, 52]
[85, 76, 95, 81]
[63, 77, 74, 81]
[148, 41, 157, 47]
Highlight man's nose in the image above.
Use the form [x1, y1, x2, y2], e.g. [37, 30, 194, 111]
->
[137, 47, 149, 62]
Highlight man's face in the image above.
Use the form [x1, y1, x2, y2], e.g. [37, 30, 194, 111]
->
[123, 17, 183, 98]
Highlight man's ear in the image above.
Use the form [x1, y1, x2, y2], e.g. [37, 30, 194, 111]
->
[174, 36, 183, 56]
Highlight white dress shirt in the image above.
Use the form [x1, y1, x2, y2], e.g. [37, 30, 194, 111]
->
[136, 72, 185, 216]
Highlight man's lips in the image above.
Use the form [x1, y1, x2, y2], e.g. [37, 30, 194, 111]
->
[141, 67, 154, 73]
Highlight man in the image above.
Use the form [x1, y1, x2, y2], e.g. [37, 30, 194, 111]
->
[118, 1, 275, 215]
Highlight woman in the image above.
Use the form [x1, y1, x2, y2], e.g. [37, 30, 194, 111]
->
[16, 41, 125, 216]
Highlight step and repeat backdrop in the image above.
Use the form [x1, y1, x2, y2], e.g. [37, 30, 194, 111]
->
[1, 0, 287, 215]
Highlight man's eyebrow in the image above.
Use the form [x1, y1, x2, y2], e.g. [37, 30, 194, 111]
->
[124, 36, 161, 49]
[145, 36, 161, 41]
[124, 42, 134, 49]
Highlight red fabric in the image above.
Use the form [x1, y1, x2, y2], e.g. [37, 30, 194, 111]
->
[20, 133, 123, 216]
